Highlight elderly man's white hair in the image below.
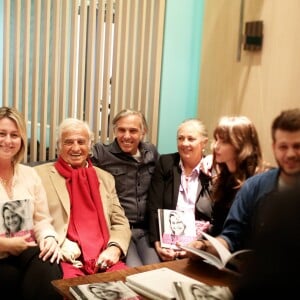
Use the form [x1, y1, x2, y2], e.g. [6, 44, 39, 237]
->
[56, 118, 94, 153]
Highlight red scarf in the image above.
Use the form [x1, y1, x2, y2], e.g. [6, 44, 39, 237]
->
[55, 157, 109, 274]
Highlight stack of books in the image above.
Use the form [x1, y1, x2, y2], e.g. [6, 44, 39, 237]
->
[69, 267, 232, 300]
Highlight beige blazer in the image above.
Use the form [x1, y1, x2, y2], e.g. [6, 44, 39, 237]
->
[34, 162, 131, 260]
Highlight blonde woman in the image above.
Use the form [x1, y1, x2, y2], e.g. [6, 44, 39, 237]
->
[0, 107, 62, 300]
[148, 119, 212, 261]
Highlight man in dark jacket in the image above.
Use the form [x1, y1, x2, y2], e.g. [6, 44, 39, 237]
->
[91, 109, 160, 267]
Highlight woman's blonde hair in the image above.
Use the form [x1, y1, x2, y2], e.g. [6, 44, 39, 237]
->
[0, 106, 27, 165]
[177, 118, 208, 140]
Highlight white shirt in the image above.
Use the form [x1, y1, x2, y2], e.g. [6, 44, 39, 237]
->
[176, 161, 201, 214]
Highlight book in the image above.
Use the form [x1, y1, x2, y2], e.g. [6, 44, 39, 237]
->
[125, 267, 202, 300]
[69, 281, 142, 300]
[0, 199, 35, 241]
[180, 231, 252, 273]
[173, 281, 233, 300]
[158, 209, 197, 250]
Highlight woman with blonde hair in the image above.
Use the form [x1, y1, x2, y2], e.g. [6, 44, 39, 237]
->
[2, 200, 25, 236]
[148, 118, 213, 261]
[0, 106, 62, 299]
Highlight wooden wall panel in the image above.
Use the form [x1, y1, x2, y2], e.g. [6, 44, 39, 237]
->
[198, 0, 300, 165]
[3, 0, 165, 163]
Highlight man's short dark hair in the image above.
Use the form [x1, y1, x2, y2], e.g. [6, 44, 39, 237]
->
[271, 108, 300, 141]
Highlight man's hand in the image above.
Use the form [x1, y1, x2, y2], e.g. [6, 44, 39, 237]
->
[97, 245, 121, 270]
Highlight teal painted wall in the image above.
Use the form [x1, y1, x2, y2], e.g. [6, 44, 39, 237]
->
[157, 0, 204, 154]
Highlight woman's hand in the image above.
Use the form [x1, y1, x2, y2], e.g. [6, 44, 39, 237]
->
[154, 241, 186, 261]
[39, 236, 61, 264]
[4, 233, 37, 256]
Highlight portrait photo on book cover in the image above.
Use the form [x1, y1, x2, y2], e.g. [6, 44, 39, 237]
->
[0, 199, 34, 239]
[159, 209, 196, 249]
[173, 281, 233, 300]
[70, 281, 141, 300]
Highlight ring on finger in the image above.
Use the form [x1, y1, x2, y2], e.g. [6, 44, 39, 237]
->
[99, 261, 108, 269]
[98, 260, 103, 266]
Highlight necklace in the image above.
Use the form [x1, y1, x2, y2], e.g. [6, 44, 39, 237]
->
[0, 177, 9, 186]
[0, 176, 14, 199]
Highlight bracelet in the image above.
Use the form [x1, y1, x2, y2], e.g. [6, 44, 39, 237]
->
[107, 242, 124, 259]
[44, 235, 58, 243]
[107, 242, 122, 253]
[107, 242, 121, 249]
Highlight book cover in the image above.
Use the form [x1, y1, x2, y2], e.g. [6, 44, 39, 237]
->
[181, 231, 252, 274]
[125, 267, 202, 300]
[158, 209, 196, 250]
[69, 281, 142, 300]
[173, 281, 233, 300]
[0, 199, 34, 241]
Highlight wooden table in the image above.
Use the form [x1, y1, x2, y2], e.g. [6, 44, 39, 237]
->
[52, 258, 238, 299]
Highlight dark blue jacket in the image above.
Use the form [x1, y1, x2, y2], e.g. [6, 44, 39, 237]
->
[220, 168, 280, 252]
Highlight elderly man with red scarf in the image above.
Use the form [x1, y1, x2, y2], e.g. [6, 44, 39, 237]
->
[35, 118, 131, 278]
